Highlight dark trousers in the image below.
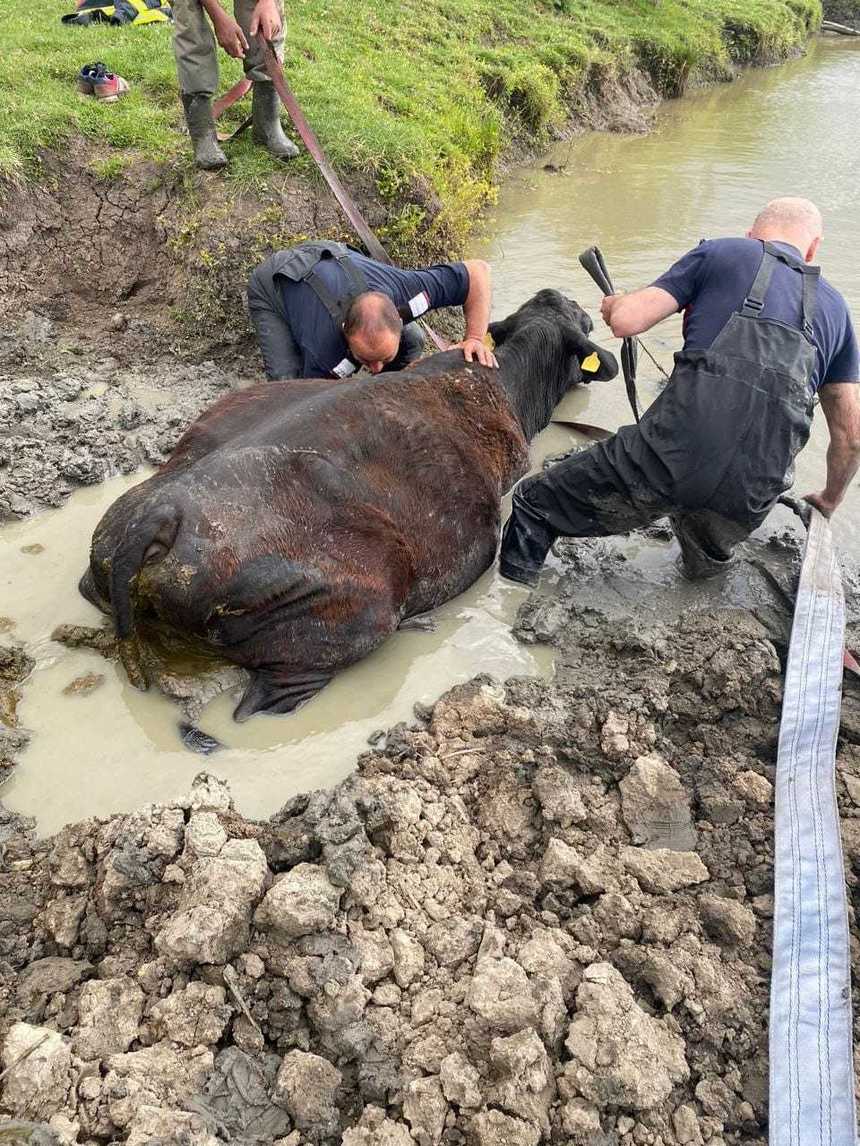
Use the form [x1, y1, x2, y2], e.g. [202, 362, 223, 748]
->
[506, 442, 753, 581]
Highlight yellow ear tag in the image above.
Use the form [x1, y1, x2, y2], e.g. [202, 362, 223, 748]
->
[581, 352, 600, 373]
[483, 332, 495, 350]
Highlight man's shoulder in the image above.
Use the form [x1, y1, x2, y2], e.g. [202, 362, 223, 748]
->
[816, 274, 851, 319]
[693, 236, 762, 263]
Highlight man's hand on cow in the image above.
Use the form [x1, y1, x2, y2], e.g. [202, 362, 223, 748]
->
[453, 338, 499, 369]
[214, 14, 249, 58]
[249, 0, 282, 42]
[803, 490, 840, 518]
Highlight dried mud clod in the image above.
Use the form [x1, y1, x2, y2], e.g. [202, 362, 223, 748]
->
[2, 601, 860, 1146]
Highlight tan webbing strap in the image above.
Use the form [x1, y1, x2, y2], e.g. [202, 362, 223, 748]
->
[258, 39, 449, 352]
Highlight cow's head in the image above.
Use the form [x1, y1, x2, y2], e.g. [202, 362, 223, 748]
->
[487, 289, 619, 438]
[489, 289, 618, 381]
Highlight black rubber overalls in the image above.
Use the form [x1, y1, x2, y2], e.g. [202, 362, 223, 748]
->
[499, 241, 820, 582]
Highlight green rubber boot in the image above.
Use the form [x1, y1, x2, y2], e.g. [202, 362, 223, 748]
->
[181, 93, 227, 171]
[251, 82, 299, 160]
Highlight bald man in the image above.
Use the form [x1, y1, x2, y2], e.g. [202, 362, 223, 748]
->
[246, 241, 497, 381]
[500, 197, 860, 584]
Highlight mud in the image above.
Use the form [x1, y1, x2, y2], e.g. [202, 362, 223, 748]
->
[0, 311, 243, 523]
[2, 530, 860, 1145]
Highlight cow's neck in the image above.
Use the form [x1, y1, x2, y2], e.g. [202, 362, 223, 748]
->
[496, 327, 571, 440]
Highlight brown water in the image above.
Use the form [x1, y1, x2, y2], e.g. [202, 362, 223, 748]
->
[4, 37, 859, 833]
[476, 35, 860, 557]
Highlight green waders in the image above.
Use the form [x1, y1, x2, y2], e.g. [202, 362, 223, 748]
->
[172, 0, 297, 168]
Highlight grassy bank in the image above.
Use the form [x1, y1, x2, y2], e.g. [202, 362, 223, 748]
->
[0, 0, 820, 255]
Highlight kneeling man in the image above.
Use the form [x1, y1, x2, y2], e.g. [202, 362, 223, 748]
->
[247, 241, 497, 379]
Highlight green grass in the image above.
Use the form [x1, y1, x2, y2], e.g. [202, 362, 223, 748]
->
[0, 0, 821, 250]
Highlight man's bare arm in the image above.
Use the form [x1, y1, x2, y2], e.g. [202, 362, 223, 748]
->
[601, 286, 680, 339]
[451, 259, 498, 368]
[804, 383, 860, 517]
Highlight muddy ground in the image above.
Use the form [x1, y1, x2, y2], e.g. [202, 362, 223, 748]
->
[2, 519, 860, 1145]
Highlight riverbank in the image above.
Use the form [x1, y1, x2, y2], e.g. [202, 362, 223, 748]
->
[2, 529, 860, 1146]
[0, 0, 820, 354]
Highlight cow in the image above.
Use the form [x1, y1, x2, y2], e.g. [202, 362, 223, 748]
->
[80, 290, 618, 720]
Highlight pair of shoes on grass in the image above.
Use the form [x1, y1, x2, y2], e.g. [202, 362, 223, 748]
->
[77, 61, 129, 102]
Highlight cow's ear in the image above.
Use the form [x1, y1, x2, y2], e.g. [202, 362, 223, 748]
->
[567, 326, 619, 382]
[488, 318, 512, 346]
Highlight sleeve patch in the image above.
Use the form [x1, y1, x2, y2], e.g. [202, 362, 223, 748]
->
[332, 358, 357, 378]
[407, 291, 431, 319]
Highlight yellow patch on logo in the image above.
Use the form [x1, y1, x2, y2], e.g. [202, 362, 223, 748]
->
[581, 352, 600, 373]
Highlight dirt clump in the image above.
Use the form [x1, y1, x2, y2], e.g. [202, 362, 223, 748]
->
[0, 645, 34, 782]
[2, 572, 859, 1144]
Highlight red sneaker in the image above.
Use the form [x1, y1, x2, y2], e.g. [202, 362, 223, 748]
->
[94, 72, 130, 102]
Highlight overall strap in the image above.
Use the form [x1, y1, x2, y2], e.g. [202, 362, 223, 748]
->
[739, 244, 778, 318]
[741, 240, 821, 338]
[799, 261, 821, 339]
[302, 249, 370, 324]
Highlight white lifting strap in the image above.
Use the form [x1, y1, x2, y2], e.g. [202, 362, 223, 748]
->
[769, 508, 857, 1145]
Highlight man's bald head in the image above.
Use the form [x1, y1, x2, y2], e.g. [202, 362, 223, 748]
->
[748, 197, 823, 263]
[342, 291, 403, 374]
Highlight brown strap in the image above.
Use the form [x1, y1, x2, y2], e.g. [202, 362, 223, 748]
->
[213, 78, 253, 143]
[212, 77, 252, 120]
[259, 40, 449, 352]
[549, 419, 613, 441]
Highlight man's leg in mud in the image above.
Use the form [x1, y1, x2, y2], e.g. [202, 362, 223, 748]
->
[247, 263, 303, 380]
[670, 510, 752, 581]
[499, 443, 666, 586]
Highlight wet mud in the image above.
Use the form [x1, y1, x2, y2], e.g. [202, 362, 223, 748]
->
[3, 523, 860, 1144]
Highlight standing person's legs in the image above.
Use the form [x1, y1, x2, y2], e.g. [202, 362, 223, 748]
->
[172, 0, 226, 169]
[247, 264, 303, 380]
[235, 0, 299, 159]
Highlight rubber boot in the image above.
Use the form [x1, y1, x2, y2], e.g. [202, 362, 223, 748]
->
[499, 485, 558, 587]
[181, 93, 227, 171]
[252, 82, 299, 159]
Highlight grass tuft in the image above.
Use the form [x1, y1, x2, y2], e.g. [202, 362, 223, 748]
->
[0, 0, 821, 248]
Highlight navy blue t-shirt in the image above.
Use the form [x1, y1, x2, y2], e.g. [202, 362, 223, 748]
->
[652, 237, 860, 392]
[279, 252, 470, 378]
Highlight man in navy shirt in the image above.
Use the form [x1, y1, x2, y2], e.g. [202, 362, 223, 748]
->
[500, 197, 860, 584]
[246, 241, 497, 380]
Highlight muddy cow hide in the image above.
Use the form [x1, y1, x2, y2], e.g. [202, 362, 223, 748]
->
[81, 290, 617, 720]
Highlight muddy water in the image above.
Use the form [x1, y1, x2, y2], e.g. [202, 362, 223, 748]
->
[1, 468, 559, 834]
[476, 35, 860, 557]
